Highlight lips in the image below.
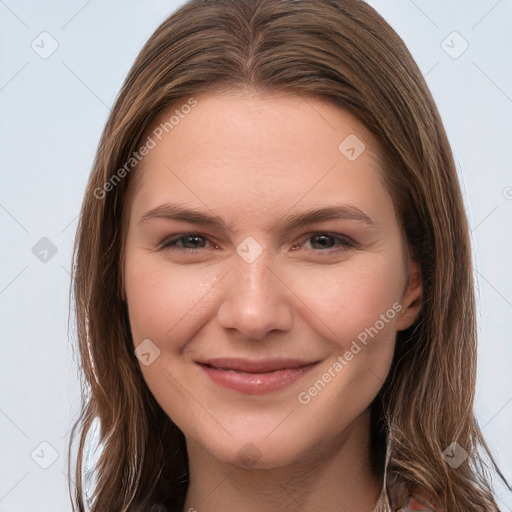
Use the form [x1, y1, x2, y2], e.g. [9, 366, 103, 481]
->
[197, 357, 317, 373]
[196, 357, 320, 394]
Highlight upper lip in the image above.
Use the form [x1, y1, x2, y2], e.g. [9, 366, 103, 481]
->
[196, 357, 320, 373]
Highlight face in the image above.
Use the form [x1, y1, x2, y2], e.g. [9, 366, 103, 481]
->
[123, 91, 421, 469]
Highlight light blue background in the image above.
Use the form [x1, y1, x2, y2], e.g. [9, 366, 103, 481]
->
[1, 1, 511, 510]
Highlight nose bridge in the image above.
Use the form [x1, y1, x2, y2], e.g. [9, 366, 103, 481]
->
[216, 245, 293, 340]
[237, 250, 275, 300]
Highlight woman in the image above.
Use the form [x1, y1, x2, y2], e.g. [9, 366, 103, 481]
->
[68, 0, 506, 510]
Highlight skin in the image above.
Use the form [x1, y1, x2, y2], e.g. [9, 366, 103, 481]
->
[123, 90, 422, 512]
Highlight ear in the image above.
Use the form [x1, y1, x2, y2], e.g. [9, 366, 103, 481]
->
[396, 257, 422, 331]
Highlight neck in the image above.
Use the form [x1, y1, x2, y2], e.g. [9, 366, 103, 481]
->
[182, 411, 381, 512]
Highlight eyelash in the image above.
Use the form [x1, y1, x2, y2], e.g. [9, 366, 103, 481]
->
[157, 231, 356, 255]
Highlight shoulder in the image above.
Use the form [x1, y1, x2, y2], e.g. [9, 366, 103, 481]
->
[399, 493, 436, 511]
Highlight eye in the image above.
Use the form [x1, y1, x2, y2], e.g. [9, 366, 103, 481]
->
[158, 232, 214, 252]
[158, 231, 356, 255]
[295, 232, 355, 254]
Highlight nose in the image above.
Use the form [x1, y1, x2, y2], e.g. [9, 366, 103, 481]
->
[216, 251, 294, 341]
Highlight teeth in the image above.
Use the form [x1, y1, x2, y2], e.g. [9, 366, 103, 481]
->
[206, 364, 305, 373]
[217, 367, 279, 374]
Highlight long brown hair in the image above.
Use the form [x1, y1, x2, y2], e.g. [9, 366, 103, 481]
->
[68, 0, 505, 510]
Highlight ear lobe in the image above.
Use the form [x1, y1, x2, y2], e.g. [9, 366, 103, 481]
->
[396, 260, 422, 331]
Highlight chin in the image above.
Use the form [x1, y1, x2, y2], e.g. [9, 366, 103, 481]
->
[187, 422, 326, 471]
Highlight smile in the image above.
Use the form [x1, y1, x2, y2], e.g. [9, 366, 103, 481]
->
[196, 358, 320, 395]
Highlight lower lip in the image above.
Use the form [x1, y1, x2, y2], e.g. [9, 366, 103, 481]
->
[197, 362, 319, 395]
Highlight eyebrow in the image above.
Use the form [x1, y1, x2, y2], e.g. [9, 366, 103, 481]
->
[138, 202, 375, 233]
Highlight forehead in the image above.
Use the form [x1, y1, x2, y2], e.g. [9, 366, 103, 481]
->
[126, 91, 391, 228]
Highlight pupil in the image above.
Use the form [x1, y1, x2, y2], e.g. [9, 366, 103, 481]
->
[185, 236, 203, 248]
[313, 234, 333, 249]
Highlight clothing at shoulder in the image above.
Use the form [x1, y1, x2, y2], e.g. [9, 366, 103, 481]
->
[399, 493, 436, 511]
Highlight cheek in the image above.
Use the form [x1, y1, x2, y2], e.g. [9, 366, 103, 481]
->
[124, 253, 223, 347]
[126, 249, 406, 352]
[287, 255, 405, 351]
